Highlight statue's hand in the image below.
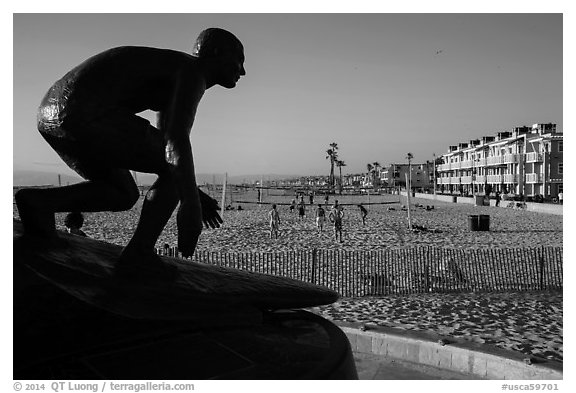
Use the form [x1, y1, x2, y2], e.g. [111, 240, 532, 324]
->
[176, 201, 203, 258]
[198, 189, 223, 229]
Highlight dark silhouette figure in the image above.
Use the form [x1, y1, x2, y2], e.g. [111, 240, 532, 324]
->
[358, 204, 368, 225]
[298, 201, 306, 219]
[15, 28, 245, 268]
[64, 212, 87, 237]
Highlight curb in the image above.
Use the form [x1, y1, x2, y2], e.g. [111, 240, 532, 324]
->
[337, 322, 562, 380]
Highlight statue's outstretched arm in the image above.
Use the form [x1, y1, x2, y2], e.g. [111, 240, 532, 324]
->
[198, 189, 223, 229]
[160, 71, 205, 257]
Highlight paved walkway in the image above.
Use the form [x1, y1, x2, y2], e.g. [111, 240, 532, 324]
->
[308, 290, 563, 364]
[354, 352, 483, 379]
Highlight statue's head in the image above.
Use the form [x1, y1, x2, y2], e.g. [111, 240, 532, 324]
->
[192, 28, 245, 88]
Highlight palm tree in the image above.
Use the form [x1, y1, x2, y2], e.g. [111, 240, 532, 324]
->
[326, 142, 339, 192]
[366, 163, 373, 187]
[336, 159, 346, 194]
[372, 161, 381, 188]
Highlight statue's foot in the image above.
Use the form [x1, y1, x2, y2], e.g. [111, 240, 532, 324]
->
[115, 248, 179, 281]
[15, 189, 58, 239]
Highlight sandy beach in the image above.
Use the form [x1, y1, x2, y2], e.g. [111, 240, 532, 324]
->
[42, 191, 562, 253]
[308, 291, 563, 363]
[12, 190, 563, 363]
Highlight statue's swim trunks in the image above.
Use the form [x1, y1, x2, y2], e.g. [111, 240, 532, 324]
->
[37, 79, 163, 180]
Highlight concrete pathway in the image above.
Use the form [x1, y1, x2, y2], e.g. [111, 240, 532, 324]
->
[354, 352, 483, 380]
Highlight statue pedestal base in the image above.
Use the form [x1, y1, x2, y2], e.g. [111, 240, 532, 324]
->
[14, 255, 357, 380]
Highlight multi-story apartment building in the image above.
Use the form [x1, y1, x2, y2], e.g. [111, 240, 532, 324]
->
[436, 123, 563, 199]
[342, 174, 364, 188]
[381, 163, 434, 191]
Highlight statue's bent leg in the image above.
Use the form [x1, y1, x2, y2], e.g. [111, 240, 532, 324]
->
[17, 112, 164, 238]
[123, 173, 179, 257]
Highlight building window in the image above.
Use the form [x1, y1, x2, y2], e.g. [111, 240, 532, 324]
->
[558, 163, 563, 174]
[558, 141, 563, 152]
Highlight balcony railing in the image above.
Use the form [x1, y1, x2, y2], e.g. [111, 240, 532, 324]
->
[486, 174, 503, 183]
[460, 176, 472, 184]
[525, 152, 543, 163]
[503, 174, 518, 183]
[441, 152, 543, 173]
[503, 154, 519, 164]
[525, 173, 542, 183]
[474, 175, 486, 183]
[486, 156, 505, 166]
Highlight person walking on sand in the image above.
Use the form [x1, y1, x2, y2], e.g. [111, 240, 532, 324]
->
[298, 200, 306, 219]
[268, 204, 281, 239]
[290, 198, 296, 213]
[329, 204, 344, 243]
[15, 28, 245, 274]
[64, 212, 88, 237]
[315, 204, 326, 233]
[358, 204, 368, 225]
[332, 199, 340, 211]
[495, 191, 501, 207]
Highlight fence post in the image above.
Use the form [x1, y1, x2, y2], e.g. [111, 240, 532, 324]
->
[425, 247, 431, 292]
[539, 247, 545, 290]
[311, 248, 317, 284]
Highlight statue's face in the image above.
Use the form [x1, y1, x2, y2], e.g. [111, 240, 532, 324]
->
[216, 45, 246, 88]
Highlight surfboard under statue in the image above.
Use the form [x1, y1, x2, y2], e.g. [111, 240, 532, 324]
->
[13, 220, 339, 321]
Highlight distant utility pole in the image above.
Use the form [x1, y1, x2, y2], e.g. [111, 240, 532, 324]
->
[367, 190, 370, 209]
[221, 173, 228, 218]
[433, 153, 437, 198]
[131, 170, 138, 185]
[406, 152, 413, 230]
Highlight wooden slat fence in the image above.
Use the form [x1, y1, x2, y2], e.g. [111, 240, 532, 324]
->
[155, 246, 563, 296]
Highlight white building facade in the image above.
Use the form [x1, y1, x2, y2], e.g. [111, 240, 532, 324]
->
[436, 123, 563, 199]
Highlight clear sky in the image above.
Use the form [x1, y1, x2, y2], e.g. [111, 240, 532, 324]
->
[13, 13, 562, 178]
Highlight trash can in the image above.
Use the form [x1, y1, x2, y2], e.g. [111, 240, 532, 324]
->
[474, 195, 484, 206]
[468, 215, 479, 231]
[452, 196, 457, 203]
[478, 214, 490, 231]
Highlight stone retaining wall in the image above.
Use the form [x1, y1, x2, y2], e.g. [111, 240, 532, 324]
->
[341, 326, 563, 380]
[400, 192, 563, 216]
